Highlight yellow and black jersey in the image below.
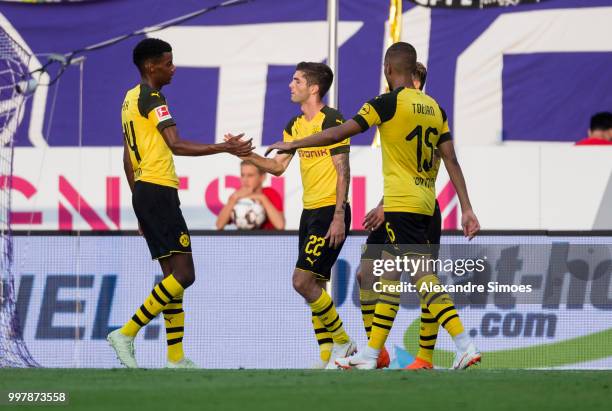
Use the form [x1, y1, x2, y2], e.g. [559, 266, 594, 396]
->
[121, 83, 178, 189]
[283, 106, 350, 210]
[353, 87, 451, 216]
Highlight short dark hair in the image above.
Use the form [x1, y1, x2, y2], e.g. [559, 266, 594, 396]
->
[133, 38, 172, 73]
[295, 62, 334, 99]
[590, 112, 612, 131]
[413, 62, 427, 90]
[384, 42, 417, 76]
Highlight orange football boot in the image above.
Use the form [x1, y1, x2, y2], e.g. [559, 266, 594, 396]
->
[376, 346, 390, 369]
[404, 357, 433, 370]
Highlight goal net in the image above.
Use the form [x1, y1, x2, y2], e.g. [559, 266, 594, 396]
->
[0, 26, 38, 368]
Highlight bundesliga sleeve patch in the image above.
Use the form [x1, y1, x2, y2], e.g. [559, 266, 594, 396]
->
[154, 105, 172, 122]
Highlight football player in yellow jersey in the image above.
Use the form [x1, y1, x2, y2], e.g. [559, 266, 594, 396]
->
[360, 62, 442, 370]
[107, 38, 253, 369]
[267, 42, 481, 370]
[225, 62, 356, 369]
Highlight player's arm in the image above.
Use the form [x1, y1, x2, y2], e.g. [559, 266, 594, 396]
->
[437, 140, 480, 239]
[123, 140, 135, 193]
[238, 151, 294, 177]
[327, 149, 350, 248]
[141, 91, 253, 157]
[363, 197, 384, 231]
[161, 126, 253, 157]
[266, 120, 361, 155]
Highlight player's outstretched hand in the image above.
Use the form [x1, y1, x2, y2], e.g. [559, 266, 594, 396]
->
[462, 209, 480, 240]
[363, 205, 384, 231]
[265, 141, 294, 156]
[224, 134, 254, 157]
[223, 132, 242, 142]
[325, 216, 346, 249]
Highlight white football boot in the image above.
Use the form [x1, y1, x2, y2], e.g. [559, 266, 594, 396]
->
[166, 357, 198, 369]
[107, 329, 138, 368]
[334, 350, 377, 370]
[452, 341, 482, 370]
[325, 340, 358, 370]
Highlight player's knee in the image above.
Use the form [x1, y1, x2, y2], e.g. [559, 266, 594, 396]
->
[292, 270, 313, 294]
[183, 272, 195, 288]
[356, 267, 363, 287]
[292, 274, 306, 294]
[173, 267, 195, 289]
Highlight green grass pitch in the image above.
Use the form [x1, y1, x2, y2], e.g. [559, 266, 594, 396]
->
[1, 369, 611, 411]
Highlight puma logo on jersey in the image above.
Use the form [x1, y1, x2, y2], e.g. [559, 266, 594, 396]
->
[150, 91, 160, 98]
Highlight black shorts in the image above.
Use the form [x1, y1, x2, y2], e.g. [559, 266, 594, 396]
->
[296, 204, 351, 281]
[362, 201, 441, 259]
[132, 181, 192, 260]
[384, 211, 431, 256]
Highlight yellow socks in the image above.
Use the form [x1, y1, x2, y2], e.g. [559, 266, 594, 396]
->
[368, 278, 401, 350]
[416, 274, 464, 337]
[359, 289, 378, 339]
[163, 293, 185, 363]
[311, 314, 333, 362]
[120, 274, 184, 338]
[416, 303, 439, 363]
[309, 289, 350, 344]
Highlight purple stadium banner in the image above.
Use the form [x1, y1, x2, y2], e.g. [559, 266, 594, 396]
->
[0, 0, 611, 147]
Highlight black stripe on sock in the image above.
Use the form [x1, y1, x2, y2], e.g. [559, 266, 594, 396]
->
[323, 314, 340, 329]
[360, 300, 378, 305]
[166, 326, 184, 333]
[427, 292, 446, 307]
[421, 317, 437, 323]
[163, 308, 184, 315]
[151, 289, 167, 306]
[364, 326, 372, 332]
[419, 343, 435, 350]
[314, 328, 328, 334]
[361, 309, 375, 315]
[139, 305, 154, 321]
[131, 314, 145, 327]
[434, 306, 456, 323]
[421, 307, 431, 314]
[158, 283, 173, 300]
[167, 337, 183, 346]
[374, 313, 396, 322]
[318, 338, 333, 345]
[441, 314, 459, 328]
[314, 302, 334, 317]
[329, 321, 343, 333]
[169, 299, 182, 304]
[420, 334, 438, 341]
[372, 321, 392, 330]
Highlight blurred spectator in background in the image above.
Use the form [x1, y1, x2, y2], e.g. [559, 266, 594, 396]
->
[575, 112, 612, 145]
[216, 160, 285, 230]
